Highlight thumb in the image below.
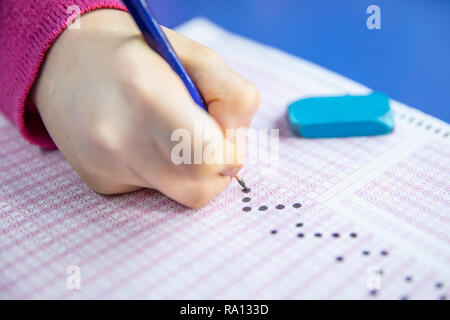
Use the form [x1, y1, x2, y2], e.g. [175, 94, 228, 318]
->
[163, 27, 261, 131]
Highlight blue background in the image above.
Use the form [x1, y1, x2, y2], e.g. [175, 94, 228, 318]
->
[151, 0, 450, 122]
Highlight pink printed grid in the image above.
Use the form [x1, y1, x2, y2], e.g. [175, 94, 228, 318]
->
[1, 21, 449, 299]
[355, 141, 450, 244]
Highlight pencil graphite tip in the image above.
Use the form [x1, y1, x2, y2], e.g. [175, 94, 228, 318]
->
[237, 177, 250, 192]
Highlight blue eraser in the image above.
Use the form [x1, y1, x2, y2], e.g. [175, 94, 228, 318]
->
[287, 92, 395, 138]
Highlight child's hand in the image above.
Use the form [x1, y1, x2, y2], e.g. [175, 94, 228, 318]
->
[33, 9, 260, 208]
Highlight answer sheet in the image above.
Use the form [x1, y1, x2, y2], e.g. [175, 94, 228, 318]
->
[0, 18, 449, 299]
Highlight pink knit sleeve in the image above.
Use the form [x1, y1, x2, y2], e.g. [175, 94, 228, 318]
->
[0, 0, 128, 149]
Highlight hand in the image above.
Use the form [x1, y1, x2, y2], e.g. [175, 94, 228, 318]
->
[33, 9, 260, 208]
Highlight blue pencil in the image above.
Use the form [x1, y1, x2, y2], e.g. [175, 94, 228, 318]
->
[121, 0, 249, 190]
[121, 0, 207, 111]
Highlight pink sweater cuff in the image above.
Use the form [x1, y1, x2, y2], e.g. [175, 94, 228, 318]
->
[0, 0, 128, 149]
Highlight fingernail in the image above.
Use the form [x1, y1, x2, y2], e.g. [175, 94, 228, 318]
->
[221, 166, 240, 177]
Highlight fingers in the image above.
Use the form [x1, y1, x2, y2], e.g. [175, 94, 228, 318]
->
[162, 27, 261, 131]
[114, 40, 241, 181]
[162, 173, 232, 209]
[133, 153, 232, 208]
[116, 129, 233, 208]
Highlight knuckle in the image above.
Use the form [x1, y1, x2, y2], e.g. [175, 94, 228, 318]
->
[185, 162, 225, 180]
[79, 172, 120, 195]
[114, 49, 141, 81]
[117, 67, 148, 103]
[87, 181, 116, 195]
[181, 183, 215, 208]
[185, 42, 222, 69]
[113, 50, 166, 105]
[193, 44, 219, 62]
[91, 118, 127, 155]
[232, 80, 261, 115]
[79, 164, 139, 195]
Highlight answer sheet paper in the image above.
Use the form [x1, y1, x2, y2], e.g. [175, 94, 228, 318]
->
[1, 18, 449, 299]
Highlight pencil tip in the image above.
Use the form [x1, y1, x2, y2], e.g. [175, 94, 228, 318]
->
[237, 178, 250, 192]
